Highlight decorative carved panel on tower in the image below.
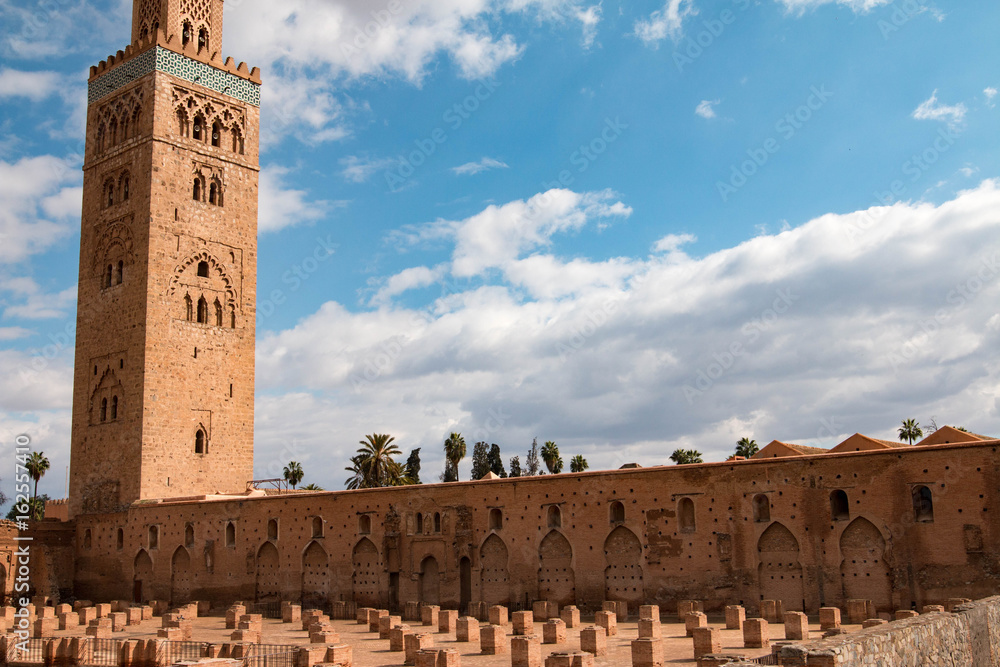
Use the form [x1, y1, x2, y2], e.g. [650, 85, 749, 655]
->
[136, 0, 161, 39]
[180, 0, 211, 25]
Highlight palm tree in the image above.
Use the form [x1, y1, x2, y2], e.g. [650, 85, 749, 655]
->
[444, 432, 467, 482]
[541, 441, 563, 474]
[26, 452, 50, 518]
[300, 483, 324, 490]
[350, 434, 406, 488]
[735, 437, 759, 458]
[898, 419, 923, 445]
[670, 449, 703, 465]
[282, 461, 304, 489]
[344, 454, 367, 490]
[569, 455, 589, 473]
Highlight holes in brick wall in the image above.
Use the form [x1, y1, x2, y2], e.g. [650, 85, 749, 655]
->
[753, 494, 770, 523]
[913, 485, 934, 522]
[830, 490, 850, 521]
[679, 497, 696, 533]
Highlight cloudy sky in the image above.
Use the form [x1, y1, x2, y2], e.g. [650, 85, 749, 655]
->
[1, 0, 999, 496]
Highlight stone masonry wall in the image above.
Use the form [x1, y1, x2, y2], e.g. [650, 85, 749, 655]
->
[778, 596, 1000, 666]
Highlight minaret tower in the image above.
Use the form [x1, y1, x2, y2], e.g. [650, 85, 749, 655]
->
[69, 0, 260, 516]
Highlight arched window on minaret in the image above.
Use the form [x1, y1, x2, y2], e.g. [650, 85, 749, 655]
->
[182, 21, 193, 47]
[108, 117, 118, 147]
[105, 265, 114, 289]
[120, 115, 129, 143]
[193, 176, 203, 202]
[230, 305, 236, 329]
[184, 294, 193, 321]
[139, 26, 148, 41]
[197, 296, 208, 324]
[116, 260, 124, 285]
[214, 299, 223, 327]
[211, 120, 222, 148]
[209, 181, 219, 206]
[111, 395, 118, 420]
[192, 114, 204, 141]
[232, 126, 244, 154]
[195, 429, 206, 454]
[100, 398, 108, 422]
[120, 172, 130, 200]
[97, 124, 106, 153]
[176, 108, 189, 137]
[198, 28, 209, 52]
[105, 179, 115, 208]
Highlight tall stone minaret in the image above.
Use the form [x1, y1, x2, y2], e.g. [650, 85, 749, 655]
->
[69, 0, 260, 516]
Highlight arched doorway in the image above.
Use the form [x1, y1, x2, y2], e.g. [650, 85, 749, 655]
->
[538, 530, 575, 606]
[419, 556, 440, 605]
[757, 522, 804, 611]
[604, 526, 643, 609]
[133, 550, 153, 603]
[302, 541, 330, 608]
[352, 538, 380, 607]
[170, 546, 192, 605]
[480, 534, 509, 606]
[840, 517, 892, 610]
[255, 542, 281, 601]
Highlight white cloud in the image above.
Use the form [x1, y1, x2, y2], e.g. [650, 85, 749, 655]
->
[452, 157, 510, 176]
[423, 189, 632, 278]
[634, 0, 697, 46]
[695, 99, 720, 119]
[226, 0, 610, 143]
[775, 0, 893, 13]
[258, 165, 333, 234]
[912, 90, 967, 129]
[340, 155, 402, 184]
[653, 233, 697, 253]
[985, 87, 997, 109]
[369, 265, 449, 306]
[0, 69, 63, 101]
[0, 155, 79, 264]
[254, 181, 1000, 487]
[574, 5, 602, 49]
[0, 279, 77, 320]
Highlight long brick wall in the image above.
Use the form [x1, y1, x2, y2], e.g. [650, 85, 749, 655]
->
[64, 440, 1000, 613]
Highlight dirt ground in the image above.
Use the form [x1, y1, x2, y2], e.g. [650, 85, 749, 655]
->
[47, 613, 864, 667]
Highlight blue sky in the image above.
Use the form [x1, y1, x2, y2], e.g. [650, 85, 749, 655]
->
[1, 0, 999, 497]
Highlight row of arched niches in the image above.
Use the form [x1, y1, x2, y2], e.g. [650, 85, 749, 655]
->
[128, 498, 896, 613]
